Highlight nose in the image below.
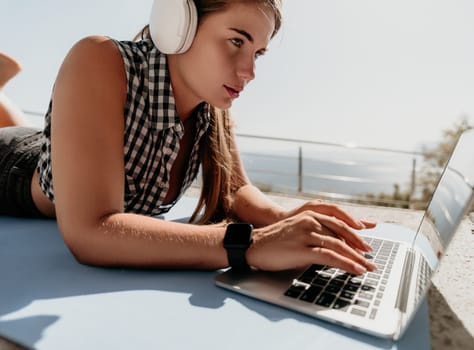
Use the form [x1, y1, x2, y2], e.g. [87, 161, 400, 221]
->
[237, 56, 256, 84]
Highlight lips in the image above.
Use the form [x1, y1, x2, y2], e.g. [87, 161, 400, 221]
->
[224, 85, 241, 99]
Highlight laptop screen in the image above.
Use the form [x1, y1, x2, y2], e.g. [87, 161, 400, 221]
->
[413, 129, 474, 267]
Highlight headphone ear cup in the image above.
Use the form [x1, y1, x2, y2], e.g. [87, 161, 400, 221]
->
[149, 0, 198, 54]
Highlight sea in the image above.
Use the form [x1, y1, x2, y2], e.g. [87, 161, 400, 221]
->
[237, 138, 423, 200]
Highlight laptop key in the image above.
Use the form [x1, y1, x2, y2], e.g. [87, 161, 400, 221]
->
[358, 292, 374, 300]
[353, 299, 370, 308]
[315, 293, 336, 307]
[361, 285, 375, 292]
[341, 291, 355, 300]
[313, 276, 329, 287]
[368, 273, 381, 280]
[284, 285, 306, 298]
[325, 268, 338, 275]
[300, 286, 322, 303]
[300, 276, 314, 284]
[335, 273, 350, 282]
[333, 298, 351, 311]
[312, 264, 325, 271]
[301, 268, 318, 279]
[370, 308, 378, 319]
[325, 284, 340, 294]
[329, 279, 344, 288]
[351, 308, 367, 317]
[364, 279, 378, 286]
[318, 272, 332, 279]
[349, 277, 363, 284]
[344, 283, 359, 292]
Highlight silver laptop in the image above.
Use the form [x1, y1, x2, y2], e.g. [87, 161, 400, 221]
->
[215, 129, 474, 340]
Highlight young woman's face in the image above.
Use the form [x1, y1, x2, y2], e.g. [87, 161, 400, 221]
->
[174, 2, 276, 109]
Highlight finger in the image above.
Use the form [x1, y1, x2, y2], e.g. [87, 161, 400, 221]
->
[306, 219, 344, 244]
[361, 219, 377, 228]
[308, 202, 366, 230]
[309, 246, 369, 275]
[314, 235, 376, 272]
[315, 214, 372, 252]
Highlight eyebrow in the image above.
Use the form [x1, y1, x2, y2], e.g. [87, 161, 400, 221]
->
[229, 28, 254, 43]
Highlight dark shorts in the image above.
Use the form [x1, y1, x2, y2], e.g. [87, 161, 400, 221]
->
[0, 126, 46, 217]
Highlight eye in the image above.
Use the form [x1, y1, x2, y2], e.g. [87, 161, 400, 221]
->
[255, 50, 266, 59]
[255, 50, 267, 60]
[230, 38, 244, 48]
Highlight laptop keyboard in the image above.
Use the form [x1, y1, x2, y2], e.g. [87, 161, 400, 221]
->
[283, 237, 400, 319]
[416, 256, 432, 303]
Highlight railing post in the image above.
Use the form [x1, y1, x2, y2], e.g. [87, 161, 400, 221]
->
[298, 146, 303, 194]
[410, 157, 417, 201]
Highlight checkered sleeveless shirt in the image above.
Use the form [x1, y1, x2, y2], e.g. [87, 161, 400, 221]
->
[37, 38, 211, 215]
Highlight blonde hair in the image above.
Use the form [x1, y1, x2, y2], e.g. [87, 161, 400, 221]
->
[136, 0, 283, 223]
[190, 108, 242, 224]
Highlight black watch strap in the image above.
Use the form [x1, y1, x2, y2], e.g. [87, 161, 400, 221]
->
[227, 246, 251, 271]
[223, 223, 253, 271]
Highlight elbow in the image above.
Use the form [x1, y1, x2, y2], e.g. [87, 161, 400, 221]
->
[57, 219, 107, 267]
[67, 242, 99, 267]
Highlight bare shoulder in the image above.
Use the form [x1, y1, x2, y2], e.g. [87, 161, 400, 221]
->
[55, 35, 126, 97]
[65, 35, 122, 68]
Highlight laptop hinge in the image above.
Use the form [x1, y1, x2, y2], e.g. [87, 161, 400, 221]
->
[395, 249, 415, 313]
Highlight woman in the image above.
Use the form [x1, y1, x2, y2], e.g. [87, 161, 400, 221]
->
[0, 0, 376, 274]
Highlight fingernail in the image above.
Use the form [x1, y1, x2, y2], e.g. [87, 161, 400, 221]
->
[364, 242, 373, 251]
[367, 262, 377, 271]
[355, 264, 366, 275]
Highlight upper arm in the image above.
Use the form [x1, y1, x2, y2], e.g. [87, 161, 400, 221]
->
[51, 36, 127, 241]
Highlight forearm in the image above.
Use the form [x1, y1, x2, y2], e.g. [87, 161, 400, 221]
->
[232, 184, 285, 227]
[61, 212, 228, 269]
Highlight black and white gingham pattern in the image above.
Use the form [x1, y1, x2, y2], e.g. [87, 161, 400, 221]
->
[37, 38, 210, 216]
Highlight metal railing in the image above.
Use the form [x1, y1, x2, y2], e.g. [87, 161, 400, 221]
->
[236, 133, 425, 208]
[22, 110, 426, 208]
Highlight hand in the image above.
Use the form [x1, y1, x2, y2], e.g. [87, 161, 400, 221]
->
[281, 199, 377, 231]
[246, 209, 377, 275]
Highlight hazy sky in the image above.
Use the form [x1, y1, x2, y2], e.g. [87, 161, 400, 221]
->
[2, 0, 473, 151]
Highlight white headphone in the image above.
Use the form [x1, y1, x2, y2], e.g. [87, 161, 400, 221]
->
[149, 0, 198, 54]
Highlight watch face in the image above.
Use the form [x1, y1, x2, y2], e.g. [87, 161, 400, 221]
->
[224, 223, 253, 247]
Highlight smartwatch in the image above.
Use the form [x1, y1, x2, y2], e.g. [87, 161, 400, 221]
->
[223, 223, 253, 271]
